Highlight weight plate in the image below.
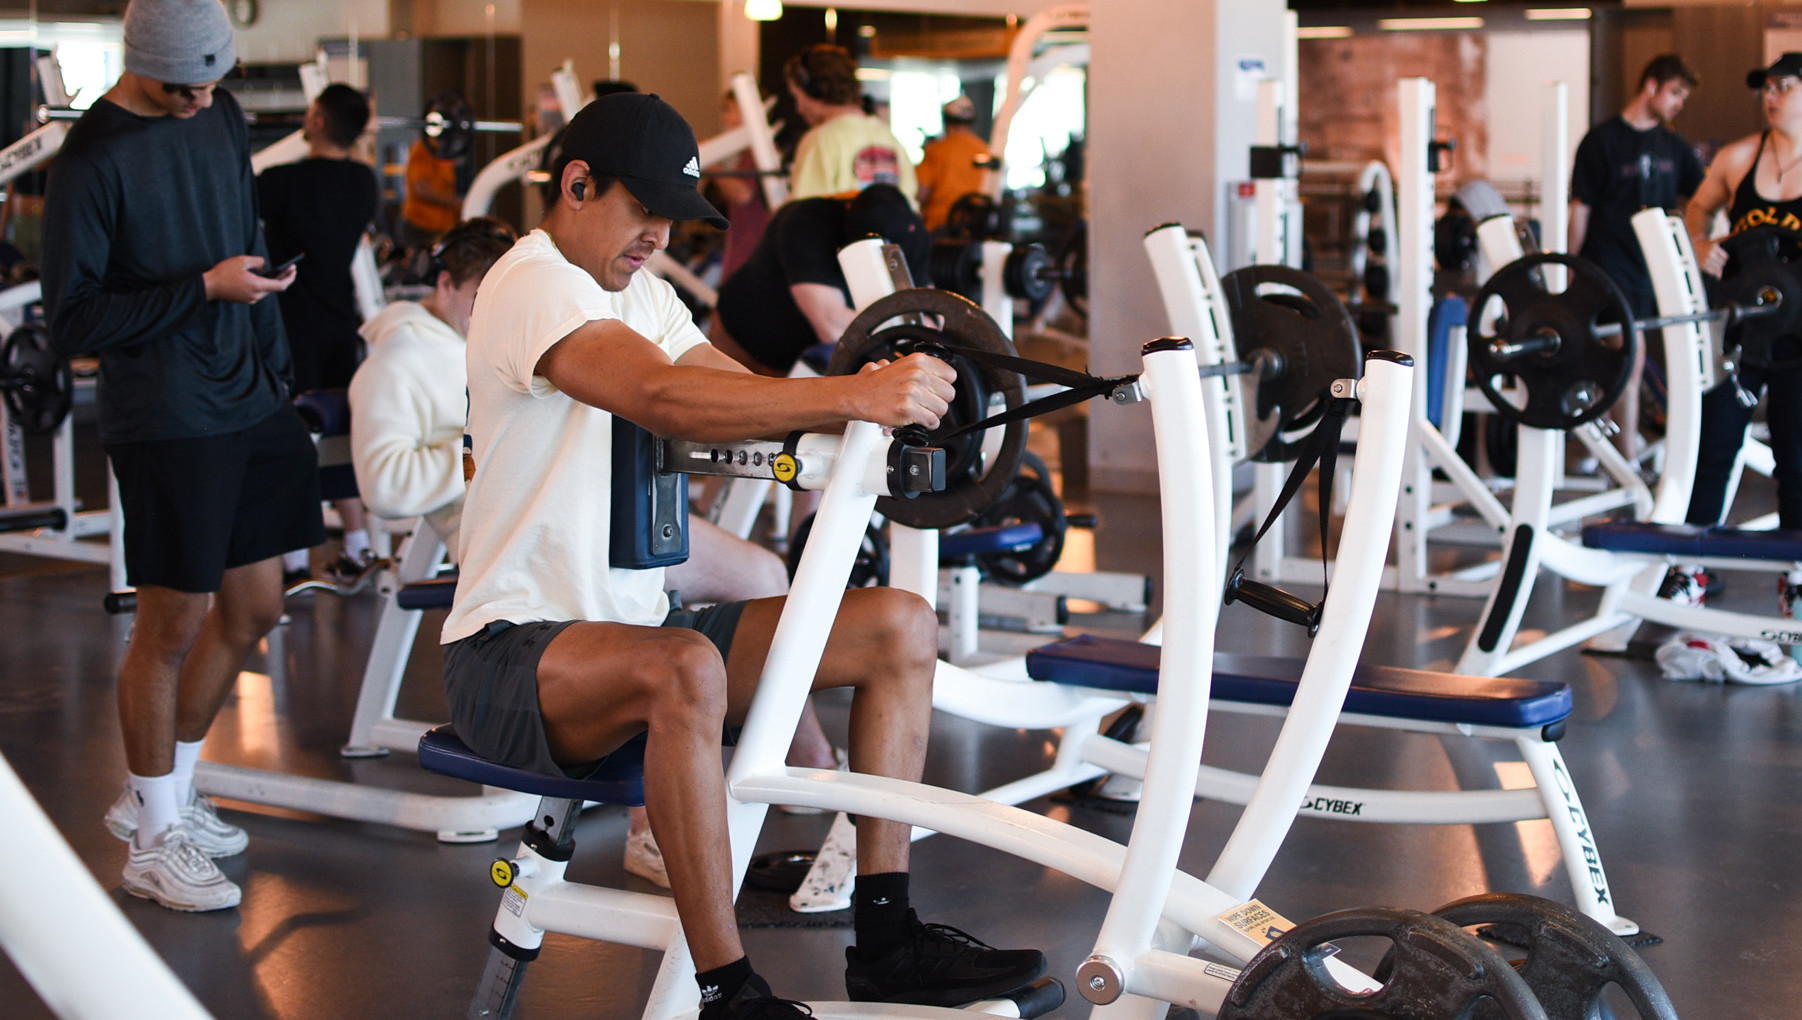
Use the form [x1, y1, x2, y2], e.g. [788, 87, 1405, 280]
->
[788, 512, 890, 589]
[421, 91, 476, 161]
[971, 451, 1067, 584]
[1, 322, 73, 436]
[1719, 224, 1802, 367]
[1003, 243, 1056, 303]
[1468, 252, 1635, 430]
[1218, 265, 1363, 462]
[828, 288, 1028, 530]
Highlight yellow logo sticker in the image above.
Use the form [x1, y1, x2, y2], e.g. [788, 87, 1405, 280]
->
[490, 859, 514, 888]
[772, 453, 798, 484]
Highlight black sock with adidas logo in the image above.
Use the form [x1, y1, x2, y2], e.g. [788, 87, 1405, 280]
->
[852, 872, 911, 961]
[696, 956, 755, 1020]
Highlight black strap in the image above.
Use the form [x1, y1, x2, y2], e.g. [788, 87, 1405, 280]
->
[893, 338, 1139, 441]
[1229, 396, 1357, 607]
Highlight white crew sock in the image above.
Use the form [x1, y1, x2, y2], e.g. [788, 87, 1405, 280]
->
[343, 529, 370, 561]
[283, 548, 310, 572]
[172, 739, 204, 807]
[127, 771, 180, 849]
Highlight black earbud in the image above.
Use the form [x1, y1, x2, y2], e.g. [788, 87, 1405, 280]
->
[572, 179, 586, 201]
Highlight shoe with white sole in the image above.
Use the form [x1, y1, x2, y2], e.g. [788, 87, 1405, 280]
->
[105, 784, 248, 859]
[789, 812, 857, 913]
[1655, 631, 1802, 685]
[623, 825, 670, 888]
[121, 828, 242, 912]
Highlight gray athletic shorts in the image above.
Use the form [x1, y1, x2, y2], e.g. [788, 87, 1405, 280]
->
[441, 600, 749, 778]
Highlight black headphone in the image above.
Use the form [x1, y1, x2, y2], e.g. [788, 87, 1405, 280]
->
[572, 178, 586, 201]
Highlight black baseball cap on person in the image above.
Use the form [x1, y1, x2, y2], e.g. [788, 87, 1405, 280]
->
[844, 184, 931, 284]
[557, 92, 728, 229]
[1748, 53, 1802, 89]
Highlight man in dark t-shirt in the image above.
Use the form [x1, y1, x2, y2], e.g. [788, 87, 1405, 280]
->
[40, 0, 322, 913]
[1570, 53, 1705, 450]
[258, 82, 382, 586]
[712, 184, 928, 375]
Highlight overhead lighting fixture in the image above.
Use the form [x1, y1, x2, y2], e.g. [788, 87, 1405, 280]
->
[854, 67, 891, 81]
[1377, 16, 1484, 31]
[1298, 26, 1353, 39]
[744, 0, 782, 22]
[1525, 8, 1592, 20]
[858, 24, 876, 37]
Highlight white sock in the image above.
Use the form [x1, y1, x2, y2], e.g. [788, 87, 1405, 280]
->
[283, 548, 309, 572]
[127, 772, 180, 849]
[343, 529, 370, 560]
[172, 739, 204, 807]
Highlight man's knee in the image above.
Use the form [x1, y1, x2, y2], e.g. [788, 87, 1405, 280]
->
[131, 590, 211, 656]
[643, 631, 730, 724]
[850, 587, 939, 670]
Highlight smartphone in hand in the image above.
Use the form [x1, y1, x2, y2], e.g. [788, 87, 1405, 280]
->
[257, 252, 305, 277]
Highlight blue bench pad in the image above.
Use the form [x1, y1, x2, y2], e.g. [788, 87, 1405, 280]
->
[1024, 634, 1571, 729]
[418, 726, 646, 805]
[941, 523, 1044, 560]
[1580, 519, 1802, 561]
[294, 388, 351, 436]
[397, 577, 458, 611]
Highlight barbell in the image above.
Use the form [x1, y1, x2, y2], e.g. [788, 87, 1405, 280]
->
[1, 322, 73, 435]
[1470, 230, 1802, 430]
[928, 239, 1065, 305]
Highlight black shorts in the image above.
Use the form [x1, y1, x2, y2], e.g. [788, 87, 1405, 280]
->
[106, 408, 325, 593]
[441, 600, 749, 778]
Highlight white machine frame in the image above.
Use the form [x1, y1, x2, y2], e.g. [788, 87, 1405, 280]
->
[1457, 208, 1802, 676]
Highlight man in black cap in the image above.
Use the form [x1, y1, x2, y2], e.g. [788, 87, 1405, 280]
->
[42, 0, 318, 914]
[444, 92, 1046, 1018]
[712, 183, 929, 376]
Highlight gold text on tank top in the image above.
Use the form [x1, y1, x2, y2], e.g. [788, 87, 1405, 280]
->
[1734, 206, 1802, 234]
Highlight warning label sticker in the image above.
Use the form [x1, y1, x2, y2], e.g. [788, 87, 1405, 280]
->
[1217, 899, 1294, 948]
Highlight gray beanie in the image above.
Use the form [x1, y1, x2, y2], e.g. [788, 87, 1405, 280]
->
[123, 0, 236, 86]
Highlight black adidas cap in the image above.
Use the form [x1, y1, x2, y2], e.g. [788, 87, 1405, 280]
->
[559, 92, 728, 229]
[1749, 53, 1802, 89]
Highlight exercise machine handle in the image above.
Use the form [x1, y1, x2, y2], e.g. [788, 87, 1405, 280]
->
[1223, 567, 1323, 637]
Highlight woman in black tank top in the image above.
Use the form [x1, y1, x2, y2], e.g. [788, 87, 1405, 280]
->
[1679, 54, 1802, 640]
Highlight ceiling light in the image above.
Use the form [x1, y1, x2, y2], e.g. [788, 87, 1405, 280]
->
[1377, 17, 1484, 31]
[1525, 8, 1592, 20]
[744, 0, 782, 22]
[1298, 26, 1353, 39]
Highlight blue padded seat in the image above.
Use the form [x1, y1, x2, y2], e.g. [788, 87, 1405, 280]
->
[418, 726, 647, 805]
[397, 577, 458, 611]
[941, 522, 1044, 561]
[1025, 634, 1572, 730]
[800, 342, 837, 375]
[1580, 519, 1802, 561]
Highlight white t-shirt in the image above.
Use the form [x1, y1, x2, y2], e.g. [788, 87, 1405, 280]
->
[442, 229, 709, 643]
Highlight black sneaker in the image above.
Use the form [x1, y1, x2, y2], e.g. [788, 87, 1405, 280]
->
[282, 567, 319, 596]
[708, 975, 812, 1020]
[324, 551, 384, 594]
[844, 910, 1047, 1006]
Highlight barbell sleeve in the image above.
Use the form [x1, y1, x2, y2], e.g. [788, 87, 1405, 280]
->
[1490, 330, 1562, 359]
[1593, 288, 1782, 338]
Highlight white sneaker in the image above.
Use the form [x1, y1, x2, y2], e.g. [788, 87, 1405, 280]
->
[789, 812, 856, 913]
[1655, 632, 1802, 685]
[623, 826, 670, 888]
[1657, 566, 1707, 609]
[105, 784, 249, 859]
[121, 828, 242, 912]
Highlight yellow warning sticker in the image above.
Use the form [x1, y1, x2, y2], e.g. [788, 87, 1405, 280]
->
[503, 884, 527, 918]
[1217, 899, 1295, 948]
[772, 453, 798, 484]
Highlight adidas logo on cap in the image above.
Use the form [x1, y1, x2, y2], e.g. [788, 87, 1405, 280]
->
[683, 156, 701, 178]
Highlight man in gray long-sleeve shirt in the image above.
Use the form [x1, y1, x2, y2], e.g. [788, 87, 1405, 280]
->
[40, 0, 323, 913]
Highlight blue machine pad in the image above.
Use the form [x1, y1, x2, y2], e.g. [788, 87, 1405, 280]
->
[1024, 634, 1571, 729]
[1581, 519, 1802, 561]
[418, 726, 646, 805]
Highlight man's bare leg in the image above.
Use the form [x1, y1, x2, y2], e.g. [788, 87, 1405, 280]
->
[171, 557, 286, 742]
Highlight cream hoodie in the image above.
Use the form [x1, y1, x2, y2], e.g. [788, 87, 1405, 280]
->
[348, 301, 469, 559]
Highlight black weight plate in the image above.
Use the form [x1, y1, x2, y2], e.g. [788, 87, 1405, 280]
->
[1, 322, 73, 435]
[1719, 224, 1802, 367]
[929, 240, 984, 300]
[1056, 221, 1087, 319]
[421, 91, 476, 161]
[943, 192, 999, 241]
[1431, 893, 1677, 1020]
[1469, 252, 1635, 430]
[828, 288, 1028, 530]
[971, 451, 1067, 585]
[1367, 225, 1388, 256]
[745, 850, 816, 893]
[1363, 262, 1391, 302]
[1003, 243, 1056, 303]
[1219, 906, 1548, 1020]
[1218, 265, 1363, 463]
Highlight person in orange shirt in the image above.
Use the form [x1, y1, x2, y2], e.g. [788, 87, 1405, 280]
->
[397, 90, 464, 248]
[915, 95, 992, 234]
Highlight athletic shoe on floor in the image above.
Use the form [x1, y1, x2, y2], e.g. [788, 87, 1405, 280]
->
[708, 974, 812, 1020]
[1780, 574, 1802, 665]
[1657, 565, 1708, 608]
[1654, 631, 1802, 685]
[844, 910, 1047, 1006]
[623, 825, 670, 888]
[105, 784, 249, 859]
[790, 812, 856, 913]
[325, 551, 384, 594]
[281, 567, 317, 595]
[121, 828, 242, 912]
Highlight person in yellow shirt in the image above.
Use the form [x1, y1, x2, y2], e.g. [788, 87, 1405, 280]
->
[915, 95, 992, 233]
[783, 44, 917, 204]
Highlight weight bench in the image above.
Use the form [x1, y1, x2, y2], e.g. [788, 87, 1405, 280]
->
[1581, 519, 1802, 565]
[1025, 634, 1639, 937]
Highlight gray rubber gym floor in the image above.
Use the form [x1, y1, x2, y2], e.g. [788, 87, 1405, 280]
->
[1, 434, 1795, 1018]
